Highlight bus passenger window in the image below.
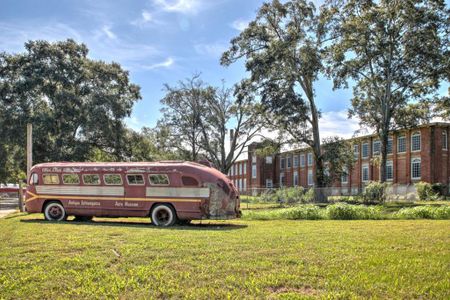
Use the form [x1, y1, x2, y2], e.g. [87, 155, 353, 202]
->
[30, 173, 39, 185]
[43, 174, 59, 185]
[182, 176, 198, 186]
[127, 174, 144, 185]
[83, 174, 100, 185]
[104, 174, 122, 185]
[62, 174, 80, 185]
[149, 174, 170, 185]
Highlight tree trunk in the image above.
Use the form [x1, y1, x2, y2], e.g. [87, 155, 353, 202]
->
[379, 130, 389, 183]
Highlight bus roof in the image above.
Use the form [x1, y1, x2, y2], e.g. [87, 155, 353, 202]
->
[32, 161, 208, 169]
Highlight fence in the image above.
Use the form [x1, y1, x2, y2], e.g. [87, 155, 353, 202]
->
[238, 184, 422, 204]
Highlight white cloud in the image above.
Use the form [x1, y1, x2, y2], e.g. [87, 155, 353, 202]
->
[230, 19, 250, 32]
[143, 57, 175, 70]
[101, 25, 117, 39]
[319, 110, 361, 139]
[194, 42, 228, 58]
[131, 10, 159, 27]
[0, 22, 160, 71]
[153, 0, 202, 14]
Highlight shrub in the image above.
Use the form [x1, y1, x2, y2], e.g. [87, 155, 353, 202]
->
[326, 203, 383, 220]
[393, 206, 450, 219]
[361, 181, 387, 204]
[285, 205, 323, 220]
[415, 182, 440, 201]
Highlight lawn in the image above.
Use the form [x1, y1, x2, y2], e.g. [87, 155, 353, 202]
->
[0, 214, 449, 299]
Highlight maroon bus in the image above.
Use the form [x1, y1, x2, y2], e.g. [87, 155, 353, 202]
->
[25, 161, 240, 226]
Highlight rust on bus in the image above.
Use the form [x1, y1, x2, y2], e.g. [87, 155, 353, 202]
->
[24, 161, 241, 226]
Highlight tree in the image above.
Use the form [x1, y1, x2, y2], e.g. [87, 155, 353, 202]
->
[221, 0, 331, 187]
[197, 83, 263, 174]
[0, 39, 141, 183]
[158, 74, 211, 161]
[157, 75, 263, 173]
[321, 136, 356, 186]
[325, 0, 449, 182]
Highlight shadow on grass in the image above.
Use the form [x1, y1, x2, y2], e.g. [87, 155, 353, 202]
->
[20, 218, 248, 231]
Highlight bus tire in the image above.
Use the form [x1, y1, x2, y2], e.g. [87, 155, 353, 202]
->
[151, 204, 177, 227]
[44, 201, 67, 221]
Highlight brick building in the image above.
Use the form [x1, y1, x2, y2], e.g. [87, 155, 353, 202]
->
[228, 122, 450, 195]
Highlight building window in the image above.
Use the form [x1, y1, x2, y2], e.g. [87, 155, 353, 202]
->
[307, 153, 313, 166]
[362, 164, 369, 182]
[266, 179, 273, 188]
[266, 156, 273, 164]
[241, 163, 244, 175]
[411, 132, 421, 152]
[411, 158, 421, 180]
[293, 171, 299, 186]
[300, 154, 305, 167]
[387, 137, 393, 154]
[397, 135, 406, 153]
[252, 155, 257, 163]
[243, 162, 247, 175]
[386, 161, 393, 181]
[443, 131, 448, 150]
[280, 157, 285, 170]
[287, 156, 292, 168]
[293, 155, 299, 168]
[252, 163, 257, 179]
[373, 140, 380, 155]
[353, 144, 359, 159]
[362, 142, 369, 158]
[243, 180, 247, 191]
[307, 170, 314, 186]
[341, 167, 348, 184]
[280, 173, 285, 187]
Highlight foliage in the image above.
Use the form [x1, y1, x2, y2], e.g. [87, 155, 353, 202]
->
[393, 206, 450, 220]
[0, 39, 141, 182]
[157, 75, 262, 173]
[361, 181, 387, 204]
[222, 0, 332, 187]
[326, 203, 383, 220]
[325, 0, 449, 182]
[1, 215, 449, 298]
[321, 137, 356, 185]
[244, 205, 324, 220]
[415, 181, 443, 201]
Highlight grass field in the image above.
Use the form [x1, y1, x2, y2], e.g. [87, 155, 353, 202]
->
[0, 213, 449, 299]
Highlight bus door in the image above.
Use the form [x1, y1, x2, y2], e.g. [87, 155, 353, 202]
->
[124, 174, 146, 211]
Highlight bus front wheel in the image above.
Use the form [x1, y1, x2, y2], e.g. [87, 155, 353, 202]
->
[44, 201, 67, 221]
[151, 204, 177, 227]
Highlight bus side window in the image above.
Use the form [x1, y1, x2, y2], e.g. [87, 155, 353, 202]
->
[30, 173, 39, 185]
[83, 174, 100, 185]
[149, 174, 170, 186]
[181, 176, 198, 186]
[62, 174, 80, 185]
[43, 174, 59, 185]
[104, 174, 123, 185]
[127, 174, 144, 185]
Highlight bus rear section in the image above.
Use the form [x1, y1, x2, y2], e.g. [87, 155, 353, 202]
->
[24, 162, 240, 226]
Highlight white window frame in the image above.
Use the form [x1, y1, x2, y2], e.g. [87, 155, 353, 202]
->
[293, 171, 299, 186]
[307, 153, 313, 166]
[387, 137, 393, 154]
[373, 140, 380, 155]
[353, 144, 359, 159]
[287, 156, 292, 168]
[300, 154, 305, 167]
[362, 142, 369, 158]
[411, 158, 421, 180]
[265, 156, 272, 164]
[293, 155, 299, 168]
[362, 164, 370, 182]
[386, 161, 393, 181]
[307, 170, 314, 186]
[280, 173, 285, 187]
[266, 179, 273, 188]
[341, 167, 348, 184]
[397, 135, 406, 153]
[280, 157, 285, 170]
[243, 162, 247, 175]
[252, 163, 257, 179]
[411, 132, 421, 152]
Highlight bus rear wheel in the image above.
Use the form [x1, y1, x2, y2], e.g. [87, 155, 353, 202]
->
[44, 201, 67, 221]
[151, 204, 177, 227]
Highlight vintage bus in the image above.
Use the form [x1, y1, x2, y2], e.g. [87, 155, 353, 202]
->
[24, 161, 240, 226]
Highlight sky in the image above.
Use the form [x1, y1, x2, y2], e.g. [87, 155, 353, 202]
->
[0, 0, 448, 140]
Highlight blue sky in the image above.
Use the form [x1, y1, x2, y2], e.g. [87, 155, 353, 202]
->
[0, 0, 448, 138]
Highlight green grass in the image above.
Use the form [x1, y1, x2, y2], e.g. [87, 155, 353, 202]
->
[0, 214, 449, 299]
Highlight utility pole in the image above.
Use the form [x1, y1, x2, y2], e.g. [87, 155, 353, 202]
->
[27, 123, 32, 181]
